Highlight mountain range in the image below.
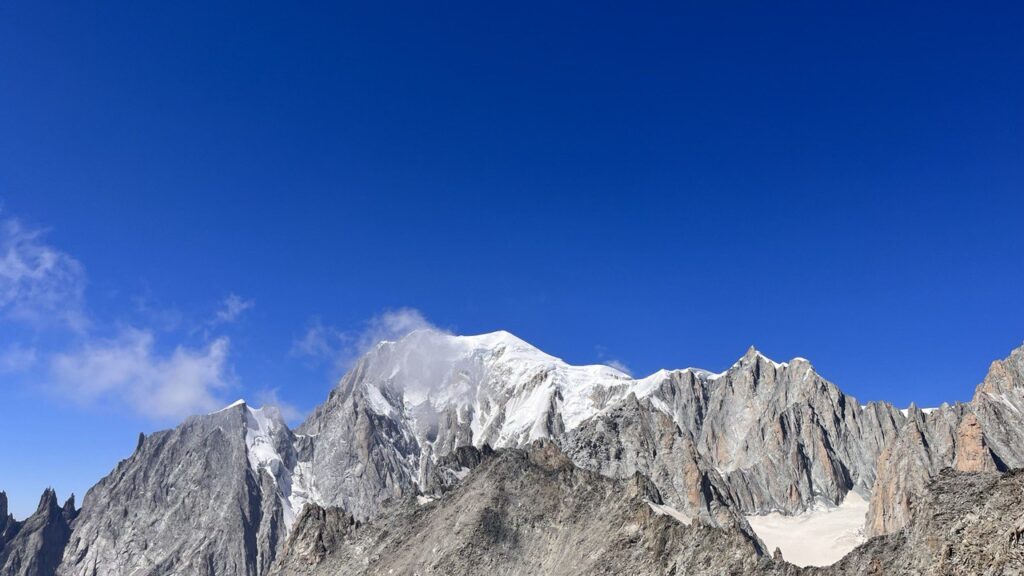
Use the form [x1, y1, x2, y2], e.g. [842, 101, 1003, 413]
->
[3, 329, 1023, 575]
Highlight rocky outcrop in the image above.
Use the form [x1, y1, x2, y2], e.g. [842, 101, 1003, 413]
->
[277, 506, 358, 568]
[57, 403, 289, 576]
[953, 412, 999, 473]
[419, 444, 495, 497]
[0, 489, 76, 576]
[0, 492, 16, 552]
[970, 344, 1024, 468]
[270, 441, 784, 576]
[865, 344, 1024, 536]
[821, 469, 1024, 575]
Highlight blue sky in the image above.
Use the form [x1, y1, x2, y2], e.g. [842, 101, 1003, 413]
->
[2, 1, 1023, 517]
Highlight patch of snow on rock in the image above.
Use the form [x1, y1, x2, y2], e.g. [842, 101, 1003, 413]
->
[745, 491, 869, 567]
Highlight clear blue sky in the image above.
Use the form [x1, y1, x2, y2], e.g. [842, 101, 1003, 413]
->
[1, 1, 1022, 517]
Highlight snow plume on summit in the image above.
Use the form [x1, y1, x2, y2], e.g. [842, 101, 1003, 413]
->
[293, 308, 444, 375]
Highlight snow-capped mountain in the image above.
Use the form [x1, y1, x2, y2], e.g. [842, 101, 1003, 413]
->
[37, 330, 1024, 575]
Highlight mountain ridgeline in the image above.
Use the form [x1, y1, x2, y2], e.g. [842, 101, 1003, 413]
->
[5, 330, 1023, 575]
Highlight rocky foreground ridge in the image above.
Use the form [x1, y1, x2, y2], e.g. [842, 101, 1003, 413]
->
[2, 331, 1023, 575]
[271, 441, 1024, 576]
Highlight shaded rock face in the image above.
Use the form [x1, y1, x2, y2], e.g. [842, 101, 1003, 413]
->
[0, 489, 76, 576]
[821, 469, 1024, 576]
[57, 404, 289, 576]
[270, 441, 783, 576]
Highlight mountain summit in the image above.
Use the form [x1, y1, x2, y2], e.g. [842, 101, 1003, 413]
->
[3, 330, 1019, 575]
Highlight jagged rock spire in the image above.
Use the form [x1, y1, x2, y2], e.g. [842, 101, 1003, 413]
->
[61, 494, 77, 522]
[36, 488, 58, 515]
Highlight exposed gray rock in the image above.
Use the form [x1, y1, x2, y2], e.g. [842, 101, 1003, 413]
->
[32, 331, 1024, 575]
[0, 492, 17, 552]
[272, 448, 1024, 576]
[294, 360, 421, 521]
[57, 403, 289, 576]
[271, 440, 786, 576]
[296, 333, 915, 533]
[562, 348, 908, 528]
[866, 344, 1024, 536]
[820, 469, 1024, 575]
[558, 391, 752, 531]
[0, 489, 75, 576]
[419, 444, 495, 497]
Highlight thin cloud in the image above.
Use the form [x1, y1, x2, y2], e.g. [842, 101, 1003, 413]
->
[291, 317, 345, 361]
[254, 387, 304, 423]
[0, 343, 38, 373]
[292, 308, 441, 376]
[213, 293, 254, 324]
[50, 327, 234, 420]
[604, 359, 632, 376]
[0, 217, 88, 331]
[595, 345, 632, 376]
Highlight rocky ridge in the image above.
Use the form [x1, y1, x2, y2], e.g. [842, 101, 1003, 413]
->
[0, 489, 76, 576]
[3, 331, 1022, 575]
[273, 442, 1024, 576]
[270, 440, 779, 576]
[57, 403, 291, 576]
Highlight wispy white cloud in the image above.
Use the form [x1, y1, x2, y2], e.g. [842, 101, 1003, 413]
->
[292, 308, 440, 376]
[253, 387, 304, 423]
[604, 359, 632, 376]
[0, 211, 258, 422]
[354, 307, 438, 352]
[594, 345, 632, 376]
[0, 217, 87, 331]
[50, 328, 234, 420]
[213, 293, 254, 324]
[291, 317, 344, 361]
[0, 343, 38, 373]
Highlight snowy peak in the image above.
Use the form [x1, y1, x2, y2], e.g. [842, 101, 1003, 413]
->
[340, 330, 845, 448]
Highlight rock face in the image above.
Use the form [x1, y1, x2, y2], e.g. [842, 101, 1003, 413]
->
[0, 489, 76, 576]
[57, 403, 292, 576]
[293, 330, 642, 520]
[270, 440, 782, 576]
[295, 333, 917, 529]
[26, 330, 1024, 575]
[821, 469, 1024, 576]
[865, 345, 1024, 537]
[953, 412, 999, 473]
[0, 492, 16, 551]
[561, 350, 909, 526]
[272, 445, 1024, 576]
